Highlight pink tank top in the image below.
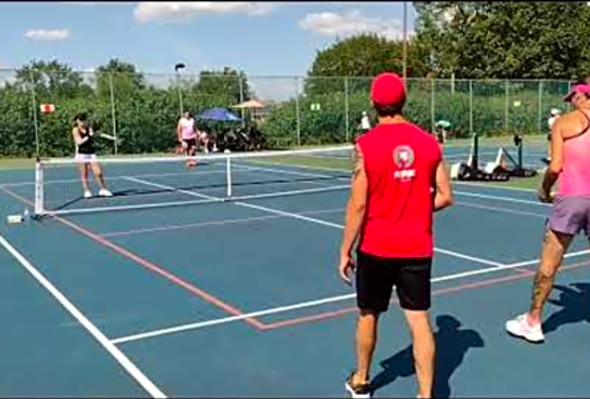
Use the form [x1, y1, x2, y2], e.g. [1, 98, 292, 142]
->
[180, 118, 196, 140]
[559, 112, 590, 197]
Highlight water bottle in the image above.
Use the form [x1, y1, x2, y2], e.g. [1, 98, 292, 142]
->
[23, 208, 30, 221]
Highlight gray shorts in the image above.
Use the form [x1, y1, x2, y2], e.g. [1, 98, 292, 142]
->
[548, 196, 590, 237]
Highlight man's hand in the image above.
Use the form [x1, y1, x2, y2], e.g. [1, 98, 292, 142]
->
[338, 253, 355, 286]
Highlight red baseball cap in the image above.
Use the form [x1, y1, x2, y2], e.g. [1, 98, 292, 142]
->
[370, 72, 406, 106]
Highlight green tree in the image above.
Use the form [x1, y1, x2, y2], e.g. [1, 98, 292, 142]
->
[191, 67, 252, 105]
[95, 58, 146, 100]
[413, 2, 590, 79]
[304, 33, 427, 96]
[14, 59, 92, 100]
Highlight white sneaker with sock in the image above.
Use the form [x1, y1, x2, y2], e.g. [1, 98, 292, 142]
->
[99, 189, 113, 197]
[505, 313, 544, 343]
[84, 190, 92, 199]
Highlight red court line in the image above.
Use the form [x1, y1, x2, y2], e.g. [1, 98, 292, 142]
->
[511, 266, 536, 277]
[261, 260, 590, 331]
[0, 185, 266, 330]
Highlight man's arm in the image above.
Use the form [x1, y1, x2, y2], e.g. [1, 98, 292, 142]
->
[434, 158, 453, 212]
[540, 119, 564, 201]
[338, 144, 368, 284]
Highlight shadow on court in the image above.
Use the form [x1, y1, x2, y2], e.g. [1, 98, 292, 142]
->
[370, 315, 484, 398]
[543, 282, 590, 335]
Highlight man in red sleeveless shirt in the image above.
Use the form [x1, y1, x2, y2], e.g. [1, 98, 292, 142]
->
[338, 72, 454, 398]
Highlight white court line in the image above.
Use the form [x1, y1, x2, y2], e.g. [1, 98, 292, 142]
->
[101, 207, 344, 237]
[0, 234, 166, 398]
[238, 160, 544, 210]
[456, 201, 546, 219]
[111, 248, 590, 345]
[454, 190, 550, 207]
[454, 181, 536, 193]
[126, 176, 505, 267]
[238, 158, 543, 204]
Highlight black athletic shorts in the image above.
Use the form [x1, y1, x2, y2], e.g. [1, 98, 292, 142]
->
[182, 138, 197, 150]
[356, 250, 432, 312]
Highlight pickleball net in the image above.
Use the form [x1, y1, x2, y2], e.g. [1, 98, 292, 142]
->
[34, 145, 354, 216]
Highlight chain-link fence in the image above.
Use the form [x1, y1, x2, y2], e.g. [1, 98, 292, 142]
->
[0, 68, 574, 158]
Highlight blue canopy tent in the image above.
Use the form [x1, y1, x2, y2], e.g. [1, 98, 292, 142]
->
[197, 107, 241, 122]
[196, 108, 244, 152]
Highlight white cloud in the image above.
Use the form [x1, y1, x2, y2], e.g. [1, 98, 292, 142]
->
[299, 10, 406, 40]
[133, 2, 277, 23]
[25, 29, 70, 42]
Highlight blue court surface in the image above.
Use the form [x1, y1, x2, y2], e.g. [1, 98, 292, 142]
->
[0, 143, 588, 398]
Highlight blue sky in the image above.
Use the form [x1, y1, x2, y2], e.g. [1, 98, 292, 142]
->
[0, 2, 417, 77]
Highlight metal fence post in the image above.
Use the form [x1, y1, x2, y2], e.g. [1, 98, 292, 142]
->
[29, 70, 40, 158]
[108, 72, 118, 154]
[469, 79, 473, 136]
[344, 77, 350, 143]
[430, 79, 435, 132]
[238, 75, 245, 128]
[537, 80, 543, 135]
[295, 77, 301, 146]
[504, 80, 509, 134]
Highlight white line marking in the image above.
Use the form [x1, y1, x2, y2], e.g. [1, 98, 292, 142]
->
[237, 157, 544, 200]
[453, 181, 537, 193]
[126, 176, 504, 267]
[235, 201, 504, 267]
[0, 234, 166, 398]
[456, 201, 546, 219]
[101, 207, 344, 237]
[454, 190, 549, 207]
[124, 176, 217, 200]
[110, 249, 590, 344]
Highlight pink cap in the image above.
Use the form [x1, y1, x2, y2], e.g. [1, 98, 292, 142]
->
[564, 84, 590, 102]
[370, 72, 406, 106]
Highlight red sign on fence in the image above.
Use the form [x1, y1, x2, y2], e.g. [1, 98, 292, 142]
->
[40, 104, 55, 114]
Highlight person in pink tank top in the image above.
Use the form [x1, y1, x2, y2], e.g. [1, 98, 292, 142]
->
[506, 82, 590, 344]
[177, 111, 199, 168]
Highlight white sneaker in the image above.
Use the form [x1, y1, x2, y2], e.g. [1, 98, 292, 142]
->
[98, 189, 113, 197]
[506, 313, 545, 343]
[84, 190, 92, 199]
[345, 372, 371, 399]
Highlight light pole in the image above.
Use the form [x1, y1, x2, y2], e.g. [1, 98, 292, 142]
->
[175, 62, 186, 117]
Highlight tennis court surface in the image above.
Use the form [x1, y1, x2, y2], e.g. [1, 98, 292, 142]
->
[1, 144, 589, 397]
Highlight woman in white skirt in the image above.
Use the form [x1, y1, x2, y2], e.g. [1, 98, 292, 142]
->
[72, 113, 113, 199]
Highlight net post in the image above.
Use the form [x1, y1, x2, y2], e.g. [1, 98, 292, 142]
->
[34, 159, 44, 216]
[226, 155, 232, 197]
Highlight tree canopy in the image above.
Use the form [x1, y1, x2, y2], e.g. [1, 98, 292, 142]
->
[303, 2, 590, 80]
[413, 1, 590, 79]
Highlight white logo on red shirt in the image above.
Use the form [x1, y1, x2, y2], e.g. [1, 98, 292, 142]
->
[393, 145, 416, 181]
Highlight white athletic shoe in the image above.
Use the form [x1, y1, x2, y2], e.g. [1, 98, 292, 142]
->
[84, 190, 92, 199]
[98, 189, 113, 197]
[505, 313, 545, 343]
[345, 372, 371, 399]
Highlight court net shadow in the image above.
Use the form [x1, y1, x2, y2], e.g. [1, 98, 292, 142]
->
[543, 282, 590, 334]
[370, 314, 484, 398]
